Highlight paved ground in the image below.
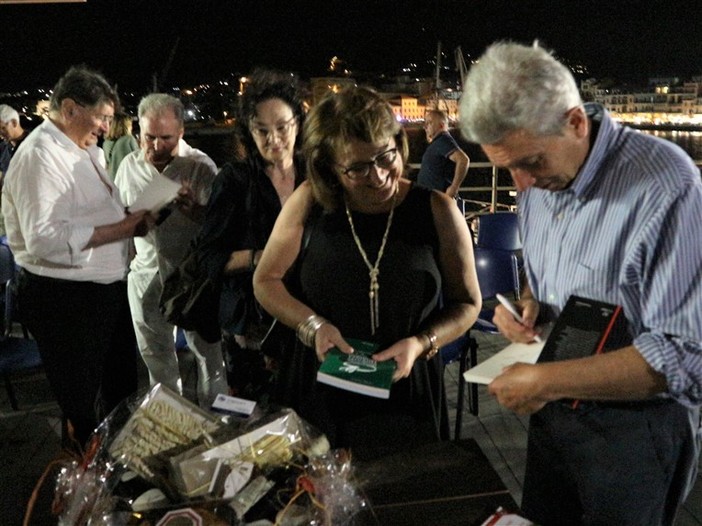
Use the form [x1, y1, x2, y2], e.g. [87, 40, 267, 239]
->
[2, 332, 701, 525]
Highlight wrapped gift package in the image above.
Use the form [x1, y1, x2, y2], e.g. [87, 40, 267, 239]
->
[54, 384, 367, 526]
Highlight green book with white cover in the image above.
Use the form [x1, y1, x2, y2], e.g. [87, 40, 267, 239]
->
[316, 338, 396, 399]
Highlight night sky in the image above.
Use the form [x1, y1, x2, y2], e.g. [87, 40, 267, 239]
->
[2, 0, 701, 93]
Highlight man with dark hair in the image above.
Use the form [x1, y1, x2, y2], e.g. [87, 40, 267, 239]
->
[2, 66, 154, 447]
[416, 109, 469, 197]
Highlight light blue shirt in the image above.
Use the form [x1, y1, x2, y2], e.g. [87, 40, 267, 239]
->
[519, 104, 702, 407]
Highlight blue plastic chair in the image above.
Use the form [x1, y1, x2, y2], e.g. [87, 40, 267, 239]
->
[441, 245, 521, 439]
[0, 240, 44, 411]
[476, 212, 522, 252]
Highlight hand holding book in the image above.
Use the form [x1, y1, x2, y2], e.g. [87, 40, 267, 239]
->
[317, 338, 396, 399]
[463, 340, 545, 385]
[468, 295, 632, 413]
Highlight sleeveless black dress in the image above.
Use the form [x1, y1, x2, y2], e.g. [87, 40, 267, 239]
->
[275, 185, 449, 460]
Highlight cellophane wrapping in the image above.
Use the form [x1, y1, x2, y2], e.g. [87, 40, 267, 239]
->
[52, 383, 369, 525]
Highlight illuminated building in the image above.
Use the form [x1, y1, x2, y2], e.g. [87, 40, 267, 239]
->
[582, 77, 702, 127]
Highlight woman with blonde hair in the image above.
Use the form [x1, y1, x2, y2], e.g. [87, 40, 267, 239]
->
[103, 111, 137, 180]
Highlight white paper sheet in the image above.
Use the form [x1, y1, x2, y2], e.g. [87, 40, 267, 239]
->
[129, 172, 182, 214]
[462, 341, 545, 384]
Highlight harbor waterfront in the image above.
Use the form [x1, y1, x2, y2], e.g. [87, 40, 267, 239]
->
[185, 124, 702, 173]
[645, 129, 702, 160]
[184, 124, 702, 213]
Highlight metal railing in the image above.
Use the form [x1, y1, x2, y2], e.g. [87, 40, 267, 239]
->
[409, 160, 702, 220]
[408, 161, 515, 217]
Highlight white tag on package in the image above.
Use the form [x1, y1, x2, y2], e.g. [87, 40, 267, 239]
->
[211, 394, 256, 416]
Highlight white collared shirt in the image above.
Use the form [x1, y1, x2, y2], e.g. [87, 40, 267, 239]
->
[114, 139, 217, 276]
[2, 118, 129, 283]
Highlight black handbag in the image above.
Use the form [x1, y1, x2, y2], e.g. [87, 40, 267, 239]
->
[159, 247, 221, 343]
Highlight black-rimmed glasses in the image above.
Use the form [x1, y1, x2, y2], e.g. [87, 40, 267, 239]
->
[338, 147, 398, 179]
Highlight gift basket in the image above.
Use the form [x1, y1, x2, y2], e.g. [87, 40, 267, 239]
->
[52, 384, 369, 525]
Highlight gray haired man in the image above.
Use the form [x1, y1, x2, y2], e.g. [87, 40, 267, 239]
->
[115, 93, 227, 407]
[460, 41, 702, 525]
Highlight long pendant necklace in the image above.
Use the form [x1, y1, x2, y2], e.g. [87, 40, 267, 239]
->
[344, 190, 398, 334]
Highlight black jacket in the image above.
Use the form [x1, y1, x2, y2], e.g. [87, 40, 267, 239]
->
[194, 154, 305, 333]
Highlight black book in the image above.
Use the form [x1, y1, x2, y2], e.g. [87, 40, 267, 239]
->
[538, 295, 632, 364]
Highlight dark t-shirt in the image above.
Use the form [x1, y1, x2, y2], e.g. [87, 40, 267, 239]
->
[416, 132, 459, 191]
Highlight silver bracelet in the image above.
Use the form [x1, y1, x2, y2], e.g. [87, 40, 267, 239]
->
[296, 314, 328, 347]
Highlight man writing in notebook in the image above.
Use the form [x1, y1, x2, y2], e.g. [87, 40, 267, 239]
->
[459, 41, 702, 526]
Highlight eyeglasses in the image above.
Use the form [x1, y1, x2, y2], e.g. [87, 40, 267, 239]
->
[75, 102, 113, 125]
[338, 147, 398, 179]
[250, 116, 297, 141]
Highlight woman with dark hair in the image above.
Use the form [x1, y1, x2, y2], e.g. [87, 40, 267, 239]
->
[253, 86, 481, 459]
[195, 68, 306, 399]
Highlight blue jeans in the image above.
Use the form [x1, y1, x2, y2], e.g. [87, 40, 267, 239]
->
[522, 399, 700, 526]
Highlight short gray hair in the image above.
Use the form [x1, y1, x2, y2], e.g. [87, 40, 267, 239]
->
[138, 93, 184, 126]
[0, 104, 19, 124]
[459, 41, 583, 144]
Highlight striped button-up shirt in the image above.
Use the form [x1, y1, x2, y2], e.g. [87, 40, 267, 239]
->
[519, 103, 702, 407]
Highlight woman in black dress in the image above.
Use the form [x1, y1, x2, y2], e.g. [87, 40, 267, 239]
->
[195, 69, 306, 399]
[253, 87, 481, 459]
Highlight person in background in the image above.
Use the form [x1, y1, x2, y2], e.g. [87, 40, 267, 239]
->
[194, 69, 306, 401]
[1, 66, 154, 448]
[459, 41, 702, 526]
[0, 104, 29, 236]
[115, 93, 227, 408]
[415, 109, 469, 198]
[0, 104, 27, 178]
[103, 111, 138, 180]
[253, 86, 481, 460]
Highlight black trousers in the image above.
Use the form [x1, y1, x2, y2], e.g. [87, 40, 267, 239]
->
[17, 270, 138, 446]
[522, 399, 700, 526]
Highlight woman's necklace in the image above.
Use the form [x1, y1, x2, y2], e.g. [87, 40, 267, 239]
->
[344, 190, 398, 334]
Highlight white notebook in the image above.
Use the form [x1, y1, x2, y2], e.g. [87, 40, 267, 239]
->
[462, 340, 545, 385]
[129, 172, 182, 214]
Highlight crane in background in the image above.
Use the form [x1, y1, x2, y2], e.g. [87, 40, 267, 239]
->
[455, 46, 469, 88]
[430, 43, 470, 115]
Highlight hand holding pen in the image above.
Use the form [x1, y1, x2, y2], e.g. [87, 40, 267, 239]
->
[495, 293, 543, 343]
